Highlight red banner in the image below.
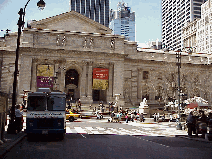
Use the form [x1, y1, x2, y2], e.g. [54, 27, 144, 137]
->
[93, 68, 108, 80]
[93, 68, 109, 90]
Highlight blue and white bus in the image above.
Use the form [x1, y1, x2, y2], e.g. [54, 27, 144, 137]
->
[26, 88, 66, 139]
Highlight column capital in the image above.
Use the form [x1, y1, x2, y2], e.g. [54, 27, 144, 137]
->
[138, 68, 143, 72]
[32, 58, 39, 63]
[109, 62, 114, 66]
[88, 61, 93, 66]
[82, 60, 88, 66]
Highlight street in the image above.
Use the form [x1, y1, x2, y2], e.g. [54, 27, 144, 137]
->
[3, 117, 212, 159]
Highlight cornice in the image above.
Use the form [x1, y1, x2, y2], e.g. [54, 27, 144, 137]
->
[23, 28, 124, 39]
[19, 47, 128, 58]
[124, 57, 212, 68]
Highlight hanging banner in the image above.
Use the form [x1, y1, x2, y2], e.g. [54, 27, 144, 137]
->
[93, 68, 109, 90]
[37, 65, 54, 88]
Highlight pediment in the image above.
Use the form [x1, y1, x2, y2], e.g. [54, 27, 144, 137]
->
[29, 11, 112, 34]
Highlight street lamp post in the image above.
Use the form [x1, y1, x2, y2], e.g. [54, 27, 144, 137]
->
[175, 49, 182, 130]
[7, 0, 45, 134]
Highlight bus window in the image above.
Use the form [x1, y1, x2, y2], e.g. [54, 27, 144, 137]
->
[27, 96, 46, 111]
[47, 96, 66, 111]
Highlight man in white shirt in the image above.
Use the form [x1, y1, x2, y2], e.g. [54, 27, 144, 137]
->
[15, 104, 23, 133]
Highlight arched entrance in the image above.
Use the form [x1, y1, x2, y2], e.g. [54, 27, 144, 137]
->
[65, 69, 79, 101]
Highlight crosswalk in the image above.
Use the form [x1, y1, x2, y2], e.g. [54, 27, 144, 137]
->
[66, 126, 153, 136]
[65, 123, 188, 137]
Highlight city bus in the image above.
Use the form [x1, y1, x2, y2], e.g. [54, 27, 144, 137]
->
[26, 88, 66, 140]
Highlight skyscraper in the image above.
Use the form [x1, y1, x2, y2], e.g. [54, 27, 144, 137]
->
[109, 1, 135, 41]
[70, 0, 109, 27]
[162, 0, 207, 51]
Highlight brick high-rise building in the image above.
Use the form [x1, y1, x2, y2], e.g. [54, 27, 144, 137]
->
[70, 0, 109, 27]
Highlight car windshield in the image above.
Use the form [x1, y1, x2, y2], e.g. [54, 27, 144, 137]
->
[27, 96, 46, 111]
[47, 95, 66, 111]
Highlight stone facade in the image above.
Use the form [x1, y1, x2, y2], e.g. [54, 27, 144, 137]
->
[1, 11, 212, 109]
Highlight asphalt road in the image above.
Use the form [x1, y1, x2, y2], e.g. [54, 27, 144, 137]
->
[3, 118, 212, 159]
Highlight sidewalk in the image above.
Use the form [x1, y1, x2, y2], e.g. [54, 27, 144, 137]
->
[0, 131, 26, 158]
[0, 115, 26, 158]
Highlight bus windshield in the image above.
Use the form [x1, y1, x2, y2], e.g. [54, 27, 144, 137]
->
[47, 95, 66, 111]
[27, 96, 47, 111]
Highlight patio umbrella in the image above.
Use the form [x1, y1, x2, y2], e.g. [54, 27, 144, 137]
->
[187, 102, 198, 109]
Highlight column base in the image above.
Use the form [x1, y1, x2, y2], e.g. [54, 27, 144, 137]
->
[86, 96, 93, 104]
[107, 96, 114, 103]
[80, 96, 93, 104]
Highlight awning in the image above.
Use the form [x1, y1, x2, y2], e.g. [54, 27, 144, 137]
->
[187, 102, 198, 109]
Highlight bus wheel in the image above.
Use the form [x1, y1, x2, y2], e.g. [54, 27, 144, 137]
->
[69, 117, 74, 122]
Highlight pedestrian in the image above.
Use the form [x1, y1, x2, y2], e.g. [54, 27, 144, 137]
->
[78, 103, 81, 112]
[111, 111, 115, 118]
[169, 114, 173, 122]
[67, 100, 71, 107]
[15, 104, 23, 133]
[68, 103, 72, 109]
[162, 114, 165, 122]
[131, 112, 134, 122]
[153, 113, 157, 122]
[140, 113, 144, 122]
[125, 114, 129, 123]
[186, 111, 196, 136]
[157, 113, 160, 122]
[134, 111, 137, 116]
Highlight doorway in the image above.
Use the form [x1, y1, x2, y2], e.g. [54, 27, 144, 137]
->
[92, 90, 106, 102]
[65, 69, 79, 101]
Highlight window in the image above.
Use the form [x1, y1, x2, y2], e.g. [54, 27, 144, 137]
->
[27, 96, 46, 111]
[143, 71, 149, 80]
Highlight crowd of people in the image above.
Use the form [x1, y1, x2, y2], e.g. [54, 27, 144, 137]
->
[186, 110, 212, 136]
[108, 109, 145, 123]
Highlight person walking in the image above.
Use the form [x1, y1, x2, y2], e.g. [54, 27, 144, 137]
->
[78, 103, 81, 112]
[153, 113, 157, 122]
[15, 104, 23, 133]
[186, 111, 196, 136]
[131, 112, 134, 122]
[125, 114, 129, 123]
[162, 114, 165, 122]
[140, 113, 144, 122]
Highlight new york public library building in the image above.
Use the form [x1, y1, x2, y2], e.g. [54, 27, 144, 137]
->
[1, 11, 212, 112]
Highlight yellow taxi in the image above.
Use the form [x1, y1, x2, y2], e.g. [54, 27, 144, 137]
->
[66, 110, 81, 122]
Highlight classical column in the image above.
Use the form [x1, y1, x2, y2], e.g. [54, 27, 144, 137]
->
[31, 58, 38, 92]
[87, 61, 93, 103]
[137, 68, 142, 100]
[113, 61, 124, 107]
[107, 62, 113, 102]
[149, 72, 155, 102]
[17, 56, 32, 104]
[80, 61, 87, 102]
[59, 63, 64, 92]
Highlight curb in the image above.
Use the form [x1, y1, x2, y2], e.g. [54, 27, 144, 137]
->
[176, 135, 212, 143]
[0, 133, 26, 158]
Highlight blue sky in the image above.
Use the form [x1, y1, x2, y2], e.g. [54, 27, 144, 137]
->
[0, 0, 161, 43]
